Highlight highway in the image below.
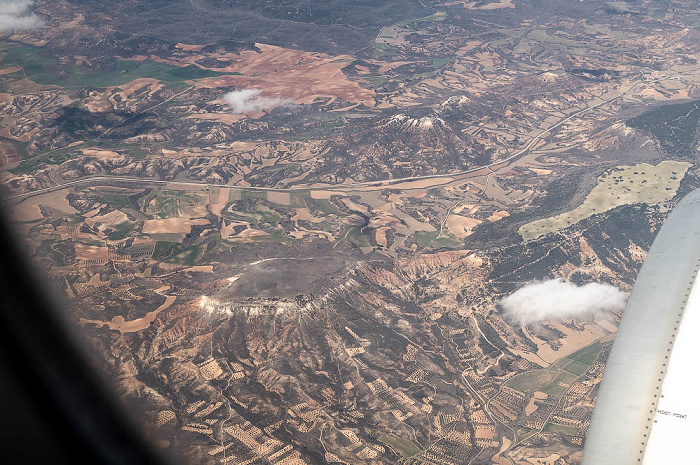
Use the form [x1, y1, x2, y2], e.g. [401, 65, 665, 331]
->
[5, 75, 655, 203]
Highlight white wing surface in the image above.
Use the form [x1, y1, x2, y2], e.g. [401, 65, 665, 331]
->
[582, 189, 700, 464]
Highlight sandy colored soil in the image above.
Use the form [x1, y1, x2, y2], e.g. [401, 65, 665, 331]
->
[524, 397, 538, 416]
[175, 43, 206, 52]
[489, 436, 513, 464]
[492, 402, 517, 421]
[75, 243, 109, 261]
[492, 457, 512, 465]
[0, 125, 39, 142]
[180, 265, 214, 273]
[340, 197, 370, 215]
[524, 391, 547, 416]
[185, 112, 248, 124]
[235, 228, 269, 238]
[535, 320, 606, 364]
[220, 220, 250, 239]
[487, 210, 510, 222]
[171, 43, 375, 108]
[8, 202, 43, 222]
[446, 214, 482, 238]
[84, 78, 164, 113]
[290, 228, 335, 241]
[85, 209, 129, 227]
[462, 0, 514, 9]
[375, 226, 390, 248]
[0, 66, 23, 76]
[310, 190, 341, 200]
[207, 188, 230, 220]
[474, 427, 496, 440]
[58, 13, 84, 29]
[17, 190, 78, 217]
[371, 177, 455, 191]
[291, 208, 317, 223]
[595, 319, 618, 333]
[266, 191, 291, 205]
[526, 454, 560, 465]
[79, 148, 123, 159]
[80, 294, 176, 333]
[142, 218, 209, 235]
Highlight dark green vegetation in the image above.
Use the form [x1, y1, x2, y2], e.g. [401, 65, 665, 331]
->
[415, 231, 462, 249]
[627, 100, 700, 156]
[543, 423, 581, 436]
[507, 370, 556, 393]
[1, 44, 228, 88]
[507, 340, 608, 397]
[89, 191, 134, 210]
[569, 340, 607, 365]
[152, 240, 175, 259]
[36, 238, 71, 266]
[562, 360, 589, 376]
[378, 433, 420, 458]
[108, 221, 141, 241]
[10, 143, 90, 175]
[540, 371, 578, 397]
[165, 243, 206, 265]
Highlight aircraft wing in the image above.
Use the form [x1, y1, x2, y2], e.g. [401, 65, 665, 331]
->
[582, 188, 700, 464]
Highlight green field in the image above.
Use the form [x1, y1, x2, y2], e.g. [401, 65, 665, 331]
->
[10, 140, 96, 175]
[361, 75, 389, 88]
[563, 360, 590, 376]
[165, 244, 205, 265]
[226, 200, 284, 228]
[378, 433, 420, 458]
[570, 341, 605, 365]
[543, 423, 581, 436]
[520, 161, 691, 240]
[90, 191, 134, 210]
[507, 370, 556, 393]
[414, 231, 462, 249]
[152, 241, 175, 259]
[540, 371, 578, 397]
[2, 44, 232, 89]
[107, 221, 141, 240]
[431, 57, 453, 69]
[155, 193, 181, 219]
[315, 199, 343, 216]
[150, 191, 202, 219]
[373, 43, 397, 59]
[240, 190, 268, 201]
[37, 238, 69, 266]
[289, 191, 309, 208]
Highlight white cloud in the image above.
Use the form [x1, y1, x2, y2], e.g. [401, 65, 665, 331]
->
[499, 278, 627, 325]
[0, 1, 43, 32]
[223, 89, 292, 114]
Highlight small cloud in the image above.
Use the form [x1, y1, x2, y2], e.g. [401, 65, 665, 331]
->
[223, 89, 292, 114]
[499, 278, 627, 326]
[0, 0, 43, 32]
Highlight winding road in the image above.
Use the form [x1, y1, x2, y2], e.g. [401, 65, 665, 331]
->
[5, 74, 658, 203]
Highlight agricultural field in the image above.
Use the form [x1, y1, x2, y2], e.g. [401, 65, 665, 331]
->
[6, 0, 700, 464]
[378, 433, 421, 458]
[520, 161, 692, 240]
[507, 370, 556, 394]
